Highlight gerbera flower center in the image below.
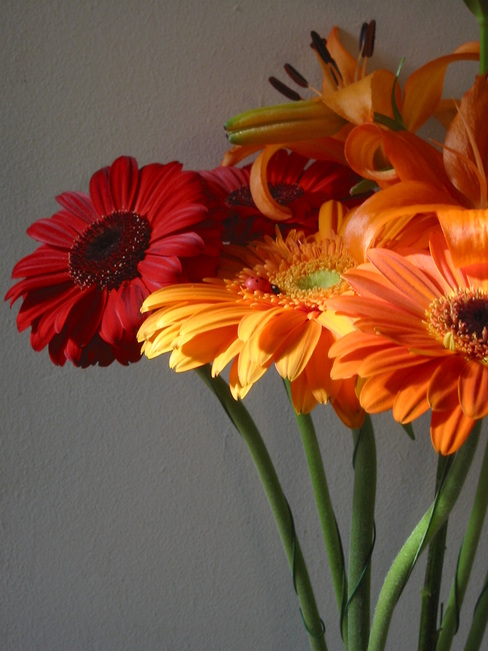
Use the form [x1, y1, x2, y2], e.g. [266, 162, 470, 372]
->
[227, 183, 303, 208]
[427, 289, 488, 360]
[237, 233, 355, 311]
[69, 211, 151, 290]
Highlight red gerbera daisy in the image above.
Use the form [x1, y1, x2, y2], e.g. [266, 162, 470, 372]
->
[6, 156, 222, 367]
[200, 150, 359, 244]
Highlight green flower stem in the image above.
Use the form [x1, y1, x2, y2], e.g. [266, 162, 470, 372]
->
[367, 422, 482, 651]
[418, 455, 452, 651]
[436, 432, 488, 651]
[463, 0, 488, 73]
[348, 415, 377, 651]
[195, 367, 327, 651]
[480, 16, 488, 74]
[465, 568, 488, 650]
[284, 381, 347, 643]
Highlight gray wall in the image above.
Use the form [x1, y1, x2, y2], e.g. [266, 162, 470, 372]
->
[1, 1, 486, 649]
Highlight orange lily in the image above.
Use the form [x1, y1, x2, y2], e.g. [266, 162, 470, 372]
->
[342, 74, 488, 267]
[224, 25, 478, 221]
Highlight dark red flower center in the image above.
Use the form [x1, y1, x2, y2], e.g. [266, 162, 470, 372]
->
[227, 183, 303, 208]
[69, 211, 151, 290]
[429, 290, 488, 359]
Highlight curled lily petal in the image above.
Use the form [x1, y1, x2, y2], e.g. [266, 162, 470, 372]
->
[249, 145, 293, 221]
[342, 181, 456, 261]
[401, 43, 479, 131]
[344, 124, 398, 187]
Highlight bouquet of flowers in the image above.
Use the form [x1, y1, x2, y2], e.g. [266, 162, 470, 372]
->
[6, 1, 488, 649]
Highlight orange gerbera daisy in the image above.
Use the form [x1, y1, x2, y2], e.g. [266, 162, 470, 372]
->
[138, 207, 364, 428]
[329, 231, 488, 455]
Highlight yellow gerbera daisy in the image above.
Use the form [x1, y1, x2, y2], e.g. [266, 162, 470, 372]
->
[138, 213, 364, 429]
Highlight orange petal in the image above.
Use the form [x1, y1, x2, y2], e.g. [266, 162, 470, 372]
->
[274, 319, 322, 381]
[305, 330, 336, 402]
[323, 26, 358, 88]
[180, 305, 250, 338]
[401, 46, 479, 132]
[444, 75, 488, 205]
[331, 376, 365, 429]
[392, 361, 439, 422]
[437, 207, 488, 266]
[427, 356, 467, 410]
[459, 360, 488, 419]
[430, 406, 476, 455]
[318, 200, 348, 237]
[344, 124, 398, 186]
[237, 340, 269, 388]
[289, 373, 318, 414]
[324, 70, 397, 126]
[342, 181, 457, 262]
[221, 144, 264, 167]
[250, 145, 292, 221]
[359, 374, 397, 413]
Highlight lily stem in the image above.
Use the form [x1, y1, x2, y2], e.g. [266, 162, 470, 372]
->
[284, 380, 348, 644]
[367, 422, 481, 651]
[479, 15, 488, 75]
[436, 431, 488, 651]
[417, 454, 452, 651]
[348, 415, 376, 651]
[195, 366, 327, 651]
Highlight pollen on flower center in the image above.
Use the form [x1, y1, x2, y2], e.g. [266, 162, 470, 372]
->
[269, 182, 304, 205]
[69, 211, 151, 290]
[427, 289, 488, 360]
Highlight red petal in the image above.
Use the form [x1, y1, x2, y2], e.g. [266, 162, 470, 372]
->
[55, 190, 99, 224]
[26, 215, 80, 248]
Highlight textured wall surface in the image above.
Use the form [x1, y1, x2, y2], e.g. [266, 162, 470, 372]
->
[1, 1, 486, 650]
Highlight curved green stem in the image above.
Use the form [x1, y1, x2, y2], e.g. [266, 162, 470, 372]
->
[195, 366, 327, 651]
[367, 422, 482, 651]
[348, 415, 377, 651]
[418, 455, 452, 651]
[284, 381, 347, 643]
[465, 569, 488, 650]
[436, 432, 488, 651]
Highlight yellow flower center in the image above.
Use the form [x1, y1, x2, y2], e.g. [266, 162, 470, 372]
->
[235, 233, 355, 312]
[427, 288, 488, 361]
